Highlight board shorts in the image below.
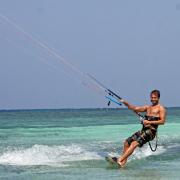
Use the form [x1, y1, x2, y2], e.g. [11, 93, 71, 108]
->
[126, 128, 156, 147]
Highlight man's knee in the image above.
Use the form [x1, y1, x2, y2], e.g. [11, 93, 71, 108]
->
[130, 141, 139, 149]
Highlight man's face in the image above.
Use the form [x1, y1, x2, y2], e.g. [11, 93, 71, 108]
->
[150, 93, 159, 106]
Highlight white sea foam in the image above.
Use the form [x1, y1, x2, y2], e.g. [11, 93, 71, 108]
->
[0, 144, 101, 166]
[131, 144, 166, 160]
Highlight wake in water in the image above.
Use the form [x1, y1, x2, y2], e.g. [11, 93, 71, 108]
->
[0, 141, 172, 167]
[131, 144, 166, 160]
[0, 144, 101, 167]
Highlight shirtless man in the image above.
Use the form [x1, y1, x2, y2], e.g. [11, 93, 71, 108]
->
[117, 90, 166, 167]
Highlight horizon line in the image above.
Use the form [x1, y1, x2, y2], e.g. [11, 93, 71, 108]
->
[0, 106, 179, 112]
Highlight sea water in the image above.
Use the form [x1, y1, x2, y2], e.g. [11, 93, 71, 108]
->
[0, 108, 179, 180]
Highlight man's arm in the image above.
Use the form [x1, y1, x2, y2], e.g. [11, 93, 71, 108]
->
[120, 99, 148, 112]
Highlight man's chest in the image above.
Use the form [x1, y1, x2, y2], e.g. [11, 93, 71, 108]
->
[147, 106, 160, 116]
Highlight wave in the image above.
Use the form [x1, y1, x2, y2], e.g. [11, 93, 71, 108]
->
[0, 144, 101, 167]
[131, 144, 166, 160]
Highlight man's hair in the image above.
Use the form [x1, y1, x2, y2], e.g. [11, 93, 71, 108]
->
[151, 90, 160, 98]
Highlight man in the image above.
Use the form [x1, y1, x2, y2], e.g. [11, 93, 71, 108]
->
[117, 90, 166, 167]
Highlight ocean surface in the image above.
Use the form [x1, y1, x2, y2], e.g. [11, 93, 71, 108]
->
[0, 108, 179, 180]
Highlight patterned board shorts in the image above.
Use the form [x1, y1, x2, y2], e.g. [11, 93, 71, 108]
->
[126, 129, 156, 147]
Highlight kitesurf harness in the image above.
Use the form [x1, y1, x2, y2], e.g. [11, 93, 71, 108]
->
[136, 113, 158, 152]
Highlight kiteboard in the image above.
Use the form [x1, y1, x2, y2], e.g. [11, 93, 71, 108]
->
[105, 156, 121, 168]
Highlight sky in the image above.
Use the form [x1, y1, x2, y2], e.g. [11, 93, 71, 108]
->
[0, 0, 180, 109]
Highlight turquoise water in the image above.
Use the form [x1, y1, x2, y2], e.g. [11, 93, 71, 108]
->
[0, 108, 180, 180]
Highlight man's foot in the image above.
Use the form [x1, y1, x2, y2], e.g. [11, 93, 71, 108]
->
[117, 158, 126, 167]
[111, 157, 123, 168]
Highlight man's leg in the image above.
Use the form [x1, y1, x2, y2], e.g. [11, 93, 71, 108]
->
[120, 140, 129, 165]
[118, 140, 139, 166]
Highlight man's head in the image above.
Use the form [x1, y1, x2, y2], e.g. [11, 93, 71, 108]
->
[150, 90, 160, 106]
